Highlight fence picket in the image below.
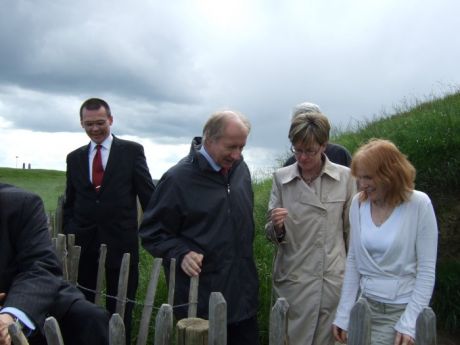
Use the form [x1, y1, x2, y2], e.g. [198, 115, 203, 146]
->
[136, 258, 163, 345]
[415, 307, 437, 345]
[54, 195, 64, 235]
[154, 304, 173, 345]
[188, 276, 199, 318]
[167, 258, 176, 306]
[348, 298, 371, 345]
[67, 245, 81, 285]
[115, 253, 131, 319]
[95, 244, 107, 306]
[109, 313, 126, 345]
[269, 297, 289, 345]
[44, 316, 65, 345]
[208, 292, 227, 345]
[8, 321, 29, 345]
[55, 234, 68, 280]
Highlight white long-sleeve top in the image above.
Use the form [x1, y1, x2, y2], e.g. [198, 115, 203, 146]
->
[333, 190, 438, 338]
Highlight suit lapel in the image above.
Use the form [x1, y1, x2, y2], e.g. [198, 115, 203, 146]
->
[100, 136, 121, 193]
[79, 144, 92, 187]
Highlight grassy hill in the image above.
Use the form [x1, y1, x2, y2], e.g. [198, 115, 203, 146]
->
[0, 167, 65, 211]
[1, 91, 459, 342]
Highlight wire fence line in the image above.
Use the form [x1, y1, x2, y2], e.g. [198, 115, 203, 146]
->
[76, 283, 191, 311]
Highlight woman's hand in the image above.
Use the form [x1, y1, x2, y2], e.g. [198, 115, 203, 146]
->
[394, 331, 414, 345]
[270, 208, 288, 234]
[332, 324, 347, 343]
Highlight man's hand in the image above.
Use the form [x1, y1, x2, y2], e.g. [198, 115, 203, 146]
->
[181, 251, 204, 277]
[394, 331, 414, 345]
[0, 313, 15, 345]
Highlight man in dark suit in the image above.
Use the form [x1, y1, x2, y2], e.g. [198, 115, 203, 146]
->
[283, 102, 352, 167]
[0, 183, 109, 345]
[63, 98, 155, 342]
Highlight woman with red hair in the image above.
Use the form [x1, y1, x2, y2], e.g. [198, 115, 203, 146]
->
[333, 139, 438, 345]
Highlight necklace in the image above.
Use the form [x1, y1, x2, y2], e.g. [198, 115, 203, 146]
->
[302, 173, 320, 184]
[298, 160, 324, 185]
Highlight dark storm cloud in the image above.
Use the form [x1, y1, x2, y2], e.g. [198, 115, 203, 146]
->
[1, 0, 460, 168]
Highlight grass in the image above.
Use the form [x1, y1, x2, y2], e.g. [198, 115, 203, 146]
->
[1, 90, 460, 342]
[0, 167, 65, 212]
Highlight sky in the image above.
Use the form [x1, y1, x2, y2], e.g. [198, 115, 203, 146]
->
[1, 0, 459, 179]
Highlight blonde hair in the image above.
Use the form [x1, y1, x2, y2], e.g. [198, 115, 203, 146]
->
[351, 139, 416, 206]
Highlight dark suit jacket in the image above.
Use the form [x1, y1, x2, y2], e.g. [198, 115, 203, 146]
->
[63, 135, 155, 268]
[0, 184, 82, 330]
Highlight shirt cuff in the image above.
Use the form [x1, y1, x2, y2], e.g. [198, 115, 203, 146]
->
[0, 307, 36, 334]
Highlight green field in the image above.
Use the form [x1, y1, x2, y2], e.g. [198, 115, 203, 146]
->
[1, 90, 459, 343]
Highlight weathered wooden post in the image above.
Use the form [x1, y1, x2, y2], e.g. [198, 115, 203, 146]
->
[415, 307, 437, 345]
[154, 304, 173, 345]
[54, 195, 65, 235]
[65, 233, 80, 285]
[95, 244, 108, 306]
[208, 292, 226, 345]
[8, 321, 29, 345]
[55, 233, 68, 280]
[44, 316, 65, 345]
[136, 258, 163, 345]
[269, 297, 289, 345]
[167, 258, 176, 306]
[188, 276, 199, 318]
[67, 245, 81, 286]
[175, 275, 209, 345]
[47, 211, 56, 238]
[176, 318, 209, 345]
[115, 253, 131, 319]
[109, 313, 126, 345]
[348, 298, 371, 345]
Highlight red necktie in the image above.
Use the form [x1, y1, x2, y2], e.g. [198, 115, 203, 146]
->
[220, 167, 229, 176]
[92, 145, 104, 191]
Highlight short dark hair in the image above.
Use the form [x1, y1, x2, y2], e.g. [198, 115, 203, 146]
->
[80, 98, 111, 120]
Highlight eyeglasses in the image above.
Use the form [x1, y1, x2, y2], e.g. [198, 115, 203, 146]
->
[290, 146, 321, 157]
[82, 120, 109, 129]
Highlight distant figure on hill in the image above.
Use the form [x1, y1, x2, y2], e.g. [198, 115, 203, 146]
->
[140, 110, 260, 345]
[0, 183, 109, 345]
[283, 102, 352, 167]
[333, 139, 438, 345]
[63, 98, 155, 344]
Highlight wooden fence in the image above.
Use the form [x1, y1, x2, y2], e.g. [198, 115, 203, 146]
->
[11, 232, 437, 345]
[9, 199, 435, 345]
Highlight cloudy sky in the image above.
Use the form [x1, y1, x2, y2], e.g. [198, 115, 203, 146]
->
[1, 0, 459, 179]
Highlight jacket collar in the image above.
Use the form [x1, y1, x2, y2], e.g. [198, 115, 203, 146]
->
[189, 136, 243, 173]
[278, 154, 341, 185]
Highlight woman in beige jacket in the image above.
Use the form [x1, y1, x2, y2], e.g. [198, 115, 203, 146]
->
[266, 111, 356, 345]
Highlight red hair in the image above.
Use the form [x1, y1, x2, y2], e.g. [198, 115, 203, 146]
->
[351, 139, 416, 207]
